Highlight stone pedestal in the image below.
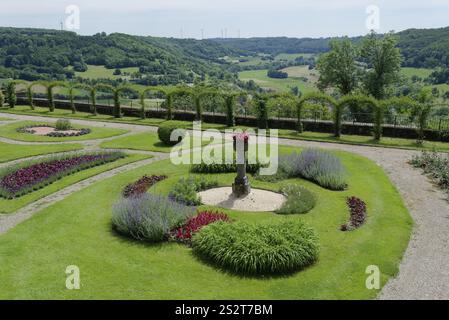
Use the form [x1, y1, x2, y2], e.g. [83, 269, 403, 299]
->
[232, 137, 251, 197]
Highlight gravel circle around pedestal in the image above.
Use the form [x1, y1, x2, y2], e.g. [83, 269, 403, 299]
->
[198, 187, 286, 212]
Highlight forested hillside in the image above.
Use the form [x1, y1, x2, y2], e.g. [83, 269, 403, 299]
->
[0, 27, 241, 84]
[1, 26, 449, 85]
[213, 27, 449, 69]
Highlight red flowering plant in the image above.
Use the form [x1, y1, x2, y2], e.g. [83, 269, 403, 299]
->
[122, 175, 167, 198]
[341, 196, 367, 231]
[171, 211, 231, 244]
[232, 132, 250, 152]
[232, 132, 250, 142]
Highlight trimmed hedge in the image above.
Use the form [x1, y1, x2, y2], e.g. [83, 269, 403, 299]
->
[192, 220, 319, 275]
[157, 122, 186, 145]
[191, 162, 262, 174]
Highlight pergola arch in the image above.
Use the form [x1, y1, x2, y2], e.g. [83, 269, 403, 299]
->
[140, 87, 168, 119]
[338, 95, 381, 139]
[267, 92, 298, 120]
[222, 91, 249, 127]
[297, 92, 338, 134]
[165, 87, 195, 120]
[42, 81, 67, 112]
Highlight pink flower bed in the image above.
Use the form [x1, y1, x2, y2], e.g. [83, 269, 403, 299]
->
[0, 152, 124, 199]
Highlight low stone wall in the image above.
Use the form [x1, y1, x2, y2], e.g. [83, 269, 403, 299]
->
[17, 97, 449, 142]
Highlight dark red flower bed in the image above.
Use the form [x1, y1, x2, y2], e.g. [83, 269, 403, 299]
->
[122, 175, 167, 198]
[341, 196, 367, 231]
[171, 211, 230, 243]
[0, 152, 124, 199]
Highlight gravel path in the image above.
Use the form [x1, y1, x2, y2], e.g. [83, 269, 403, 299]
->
[1, 112, 449, 299]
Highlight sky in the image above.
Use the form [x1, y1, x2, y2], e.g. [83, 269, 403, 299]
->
[1, 0, 448, 39]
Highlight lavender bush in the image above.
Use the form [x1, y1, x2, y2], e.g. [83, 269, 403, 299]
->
[257, 148, 347, 190]
[112, 193, 196, 242]
[0, 151, 125, 199]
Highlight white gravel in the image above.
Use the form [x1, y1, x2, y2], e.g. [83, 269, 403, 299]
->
[198, 187, 286, 212]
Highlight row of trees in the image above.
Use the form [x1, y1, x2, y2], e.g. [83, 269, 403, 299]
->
[1, 79, 436, 144]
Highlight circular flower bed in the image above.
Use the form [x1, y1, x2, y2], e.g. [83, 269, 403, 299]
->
[17, 125, 91, 137]
[192, 220, 319, 275]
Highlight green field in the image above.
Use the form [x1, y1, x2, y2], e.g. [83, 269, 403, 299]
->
[238, 69, 317, 93]
[275, 53, 315, 61]
[400, 67, 434, 79]
[74, 65, 139, 80]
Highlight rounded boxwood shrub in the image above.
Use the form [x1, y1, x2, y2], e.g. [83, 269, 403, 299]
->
[192, 220, 319, 275]
[277, 184, 316, 214]
[157, 122, 186, 146]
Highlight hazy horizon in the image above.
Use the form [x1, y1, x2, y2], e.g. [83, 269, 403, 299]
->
[1, 0, 449, 39]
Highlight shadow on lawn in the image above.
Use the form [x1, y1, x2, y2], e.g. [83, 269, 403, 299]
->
[189, 249, 315, 280]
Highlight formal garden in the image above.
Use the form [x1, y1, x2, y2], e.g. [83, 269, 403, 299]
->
[0, 34, 448, 300]
[0, 111, 416, 299]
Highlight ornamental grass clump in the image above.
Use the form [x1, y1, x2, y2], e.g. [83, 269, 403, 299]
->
[192, 220, 319, 275]
[55, 119, 72, 130]
[258, 149, 347, 190]
[0, 152, 125, 199]
[112, 193, 196, 242]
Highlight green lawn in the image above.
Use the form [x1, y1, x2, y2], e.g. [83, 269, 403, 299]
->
[3, 105, 449, 152]
[0, 120, 128, 142]
[101, 132, 222, 153]
[0, 117, 13, 121]
[279, 130, 449, 152]
[0, 146, 412, 299]
[0, 141, 83, 163]
[238, 69, 317, 93]
[0, 153, 151, 214]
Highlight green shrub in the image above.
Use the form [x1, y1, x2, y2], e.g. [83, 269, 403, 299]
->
[191, 162, 262, 174]
[277, 184, 316, 214]
[411, 151, 449, 197]
[192, 220, 319, 275]
[55, 119, 72, 130]
[0, 90, 4, 107]
[6, 82, 16, 108]
[169, 176, 218, 206]
[112, 193, 195, 242]
[157, 122, 186, 145]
